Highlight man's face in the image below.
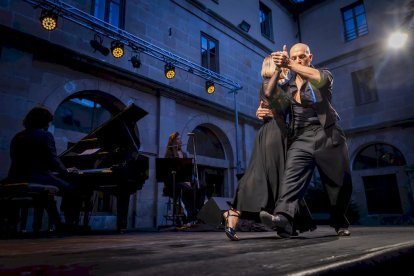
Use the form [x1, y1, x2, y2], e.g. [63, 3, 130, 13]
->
[290, 45, 312, 67]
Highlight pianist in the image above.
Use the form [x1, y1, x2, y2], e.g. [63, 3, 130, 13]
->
[3, 106, 82, 230]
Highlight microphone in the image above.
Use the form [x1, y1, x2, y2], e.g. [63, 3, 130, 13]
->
[187, 133, 195, 136]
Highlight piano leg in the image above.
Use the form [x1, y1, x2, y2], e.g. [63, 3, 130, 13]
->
[82, 196, 93, 227]
[117, 191, 130, 232]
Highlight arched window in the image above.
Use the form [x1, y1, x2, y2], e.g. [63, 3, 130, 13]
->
[187, 125, 225, 159]
[54, 97, 112, 133]
[353, 143, 406, 170]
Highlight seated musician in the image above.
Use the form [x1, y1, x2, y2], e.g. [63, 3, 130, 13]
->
[2, 106, 82, 230]
[164, 132, 197, 226]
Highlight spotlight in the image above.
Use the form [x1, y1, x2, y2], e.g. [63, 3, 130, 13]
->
[111, 41, 124, 58]
[206, 80, 215, 94]
[39, 9, 58, 31]
[388, 31, 408, 49]
[165, 63, 175, 79]
[238, 20, 251, 33]
[129, 55, 141, 68]
[90, 34, 110, 56]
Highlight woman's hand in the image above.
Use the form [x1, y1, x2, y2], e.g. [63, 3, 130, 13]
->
[256, 101, 273, 120]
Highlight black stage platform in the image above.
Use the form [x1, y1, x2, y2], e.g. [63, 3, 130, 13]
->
[1, 225, 414, 275]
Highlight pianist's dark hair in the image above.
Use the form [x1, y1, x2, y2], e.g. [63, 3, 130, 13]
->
[23, 106, 54, 129]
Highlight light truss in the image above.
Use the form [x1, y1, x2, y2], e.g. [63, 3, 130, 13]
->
[24, 0, 242, 91]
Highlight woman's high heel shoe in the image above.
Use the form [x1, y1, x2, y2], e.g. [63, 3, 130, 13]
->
[223, 209, 240, 241]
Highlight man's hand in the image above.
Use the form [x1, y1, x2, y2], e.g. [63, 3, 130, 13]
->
[66, 167, 80, 174]
[256, 101, 273, 120]
[271, 45, 290, 68]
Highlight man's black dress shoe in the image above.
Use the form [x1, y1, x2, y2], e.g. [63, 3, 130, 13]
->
[336, 228, 351, 236]
[259, 211, 293, 238]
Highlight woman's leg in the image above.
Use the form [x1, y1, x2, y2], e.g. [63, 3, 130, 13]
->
[223, 208, 241, 241]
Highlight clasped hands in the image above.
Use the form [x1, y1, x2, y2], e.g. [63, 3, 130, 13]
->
[271, 45, 290, 68]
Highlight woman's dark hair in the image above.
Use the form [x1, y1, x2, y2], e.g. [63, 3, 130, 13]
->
[23, 106, 54, 129]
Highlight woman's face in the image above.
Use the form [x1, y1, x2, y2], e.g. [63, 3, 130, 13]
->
[174, 135, 182, 147]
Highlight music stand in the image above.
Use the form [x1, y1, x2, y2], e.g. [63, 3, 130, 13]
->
[156, 158, 192, 226]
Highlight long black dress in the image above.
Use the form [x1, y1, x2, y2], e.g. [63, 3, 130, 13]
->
[231, 78, 316, 233]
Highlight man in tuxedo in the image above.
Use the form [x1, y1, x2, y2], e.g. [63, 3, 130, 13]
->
[260, 43, 353, 237]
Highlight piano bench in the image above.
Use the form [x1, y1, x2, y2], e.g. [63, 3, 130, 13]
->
[0, 182, 60, 236]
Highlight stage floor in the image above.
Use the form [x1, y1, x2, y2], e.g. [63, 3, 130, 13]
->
[1, 225, 414, 275]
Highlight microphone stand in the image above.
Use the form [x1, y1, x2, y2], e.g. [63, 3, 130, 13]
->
[189, 134, 200, 223]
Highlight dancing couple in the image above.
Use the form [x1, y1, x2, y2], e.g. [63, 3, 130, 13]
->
[224, 43, 352, 240]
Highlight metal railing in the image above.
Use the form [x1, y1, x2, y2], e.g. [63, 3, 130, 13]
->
[24, 0, 242, 91]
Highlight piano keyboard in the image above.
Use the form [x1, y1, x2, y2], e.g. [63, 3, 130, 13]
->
[78, 168, 112, 174]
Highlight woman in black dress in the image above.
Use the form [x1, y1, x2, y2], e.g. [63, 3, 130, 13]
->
[223, 56, 316, 241]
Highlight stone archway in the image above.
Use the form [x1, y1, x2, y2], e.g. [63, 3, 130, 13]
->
[352, 142, 407, 170]
[41, 78, 127, 113]
[181, 115, 234, 166]
[185, 123, 235, 198]
[52, 90, 127, 154]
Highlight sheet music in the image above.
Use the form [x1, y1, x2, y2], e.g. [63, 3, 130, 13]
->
[78, 148, 101, 155]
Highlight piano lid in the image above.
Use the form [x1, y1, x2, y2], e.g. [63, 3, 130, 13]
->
[60, 103, 148, 156]
[112, 102, 148, 123]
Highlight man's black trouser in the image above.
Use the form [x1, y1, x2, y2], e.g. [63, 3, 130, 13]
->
[274, 124, 353, 229]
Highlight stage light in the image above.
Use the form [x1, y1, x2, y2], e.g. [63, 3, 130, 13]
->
[238, 20, 251, 33]
[388, 31, 408, 49]
[165, 63, 175, 79]
[129, 55, 141, 68]
[111, 41, 124, 58]
[40, 9, 58, 31]
[90, 34, 110, 56]
[206, 80, 215, 94]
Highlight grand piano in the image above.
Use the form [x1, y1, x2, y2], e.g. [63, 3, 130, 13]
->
[59, 103, 149, 231]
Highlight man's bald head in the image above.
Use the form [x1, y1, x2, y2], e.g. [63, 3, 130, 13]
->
[291, 43, 311, 55]
[290, 43, 312, 66]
